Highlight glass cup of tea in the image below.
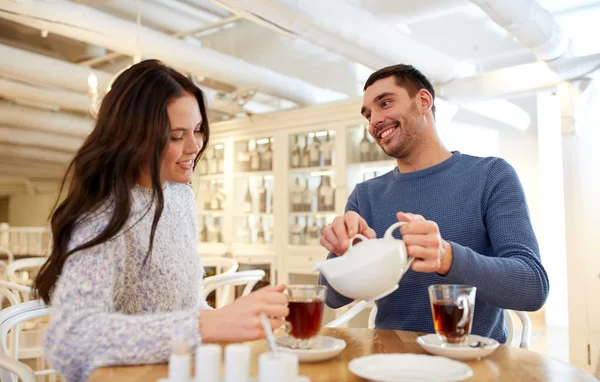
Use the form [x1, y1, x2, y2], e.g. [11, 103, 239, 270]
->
[283, 285, 327, 349]
[428, 285, 477, 345]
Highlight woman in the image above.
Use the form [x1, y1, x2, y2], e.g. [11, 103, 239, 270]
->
[35, 60, 288, 382]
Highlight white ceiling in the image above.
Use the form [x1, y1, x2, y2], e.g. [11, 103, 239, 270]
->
[0, 0, 599, 196]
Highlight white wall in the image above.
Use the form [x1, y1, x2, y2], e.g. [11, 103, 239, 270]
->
[561, 80, 600, 372]
[8, 192, 60, 226]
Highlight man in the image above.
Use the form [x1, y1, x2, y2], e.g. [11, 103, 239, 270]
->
[318, 64, 549, 343]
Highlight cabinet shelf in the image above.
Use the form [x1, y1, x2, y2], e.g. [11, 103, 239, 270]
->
[198, 242, 228, 256]
[231, 243, 277, 256]
[197, 174, 225, 181]
[234, 213, 274, 218]
[198, 210, 224, 217]
[288, 212, 336, 218]
[234, 171, 274, 178]
[288, 166, 334, 175]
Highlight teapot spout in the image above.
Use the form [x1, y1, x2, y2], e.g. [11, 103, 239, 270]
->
[313, 260, 327, 273]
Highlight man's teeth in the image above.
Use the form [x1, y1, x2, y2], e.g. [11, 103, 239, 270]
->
[381, 128, 395, 139]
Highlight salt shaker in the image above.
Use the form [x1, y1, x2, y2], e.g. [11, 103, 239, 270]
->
[168, 332, 191, 382]
[224, 344, 250, 382]
[195, 344, 221, 382]
[258, 352, 299, 382]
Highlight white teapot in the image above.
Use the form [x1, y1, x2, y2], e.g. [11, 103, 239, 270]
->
[314, 222, 414, 327]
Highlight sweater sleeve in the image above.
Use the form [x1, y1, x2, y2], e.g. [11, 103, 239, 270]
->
[443, 159, 550, 311]
[44, 233, 202, 382]
[318, 187, 361, 309]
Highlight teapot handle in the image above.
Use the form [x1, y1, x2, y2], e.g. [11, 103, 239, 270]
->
[384, 221, 407, 239]
[348, 234, 369, 248]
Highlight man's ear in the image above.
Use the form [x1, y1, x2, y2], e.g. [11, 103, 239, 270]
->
[417, 89, 433, 116]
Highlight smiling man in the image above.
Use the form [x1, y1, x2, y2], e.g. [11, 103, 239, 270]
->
[317, 64, 550, 343]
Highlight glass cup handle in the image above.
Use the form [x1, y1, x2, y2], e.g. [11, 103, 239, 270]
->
[348, 233, 369, 248]
[457, 294, 470, 328]
[283, 320, 292, 335]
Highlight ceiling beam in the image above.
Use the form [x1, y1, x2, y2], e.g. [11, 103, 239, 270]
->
[0, 76, 90, 113]
[0, 101, 93, 137]
[209, 0, 470, 83]
[0, 144, 73, 165]
[0, 164, 65, 180]
[437, 52, 600, 103]
[0, 44, 112, 93]
[0, 125, 83, 152]
[0, 0, 347, 105]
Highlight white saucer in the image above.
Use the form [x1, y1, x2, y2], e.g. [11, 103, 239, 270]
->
[276, 335, 346, 363]
[348, 354, 473, 382]
[417, 334, 499, 361]
[159, 377, 310, 382]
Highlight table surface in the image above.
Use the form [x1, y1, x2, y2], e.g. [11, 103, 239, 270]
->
[89, 328, 598, 382]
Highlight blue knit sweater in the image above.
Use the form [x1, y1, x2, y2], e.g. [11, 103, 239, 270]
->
[318, 152, 549, 343]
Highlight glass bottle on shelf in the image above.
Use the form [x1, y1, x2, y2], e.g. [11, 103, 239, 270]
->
[199, 216, 208, 242]
[214, 217, 223, 243]
[210, 183, 220, 211]
[208, 148, 218, 174]
[369, 139, 380, 162]
[267, 218, 274, 244]
[237, 142, 250, 172]
[258, 178, 267, 213]
[291, 177, 303, 212]
[256, 218, 265, 244]
[203, 184, 212, 210]
[291, 136, 301, 168]
[243, 182, 253, 213]
[238, 217, 251, 244]
[319, 176, 335, 212]
[306, 218, 320, 246]
[302, 219, 310, 245]
[321, 132, 334, 167]
[290, 217, 303, 245]
[262, 141, 273, 171]
[249, 140, 261, 172]
[216, 148, 225, 174]
[318, 217, 327, 239]
[302, 181, 312, 212]
[207, 219, 217, 242]
[215, 186, 226, 210]
[308, 135, 321, 167]
[301, 136, 310, 168]
[199, 152, 208, 176]
[360, 126, 371, 163]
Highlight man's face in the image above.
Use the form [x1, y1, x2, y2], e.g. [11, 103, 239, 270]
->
[361, 76, 424, 159]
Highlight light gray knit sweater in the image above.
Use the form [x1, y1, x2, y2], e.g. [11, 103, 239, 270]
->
[44, 183, 208, 382]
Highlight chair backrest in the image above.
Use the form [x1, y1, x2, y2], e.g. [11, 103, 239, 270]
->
[504, 309, 532, 349]
[0, 300, 52, 382]
[0, 353, 37, 382]
[333, 303, 532, 349]
[203, 270, 266, 305]
[0, 280, 35, 306]
[202, 257, 239, 274]
[0, 246, 14, 265]
[6, 257, 47, 287]
[201, 258, 239, 308]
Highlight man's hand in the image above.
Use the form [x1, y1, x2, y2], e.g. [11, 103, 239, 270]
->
[320, 211, 376, 256]
[397, 212, 453, 275]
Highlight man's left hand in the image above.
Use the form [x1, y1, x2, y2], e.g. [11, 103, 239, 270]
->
[397, 212, 453, 275]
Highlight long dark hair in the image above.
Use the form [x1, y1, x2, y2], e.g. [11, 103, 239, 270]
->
[35, 59, 210, 304]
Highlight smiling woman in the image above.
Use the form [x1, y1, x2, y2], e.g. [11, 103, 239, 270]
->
[32, 60, 289, 382]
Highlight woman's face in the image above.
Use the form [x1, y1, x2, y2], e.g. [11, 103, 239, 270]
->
[160, 91, 204, 185]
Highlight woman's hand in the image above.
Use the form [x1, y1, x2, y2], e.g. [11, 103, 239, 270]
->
[198, 284, 288, 343]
